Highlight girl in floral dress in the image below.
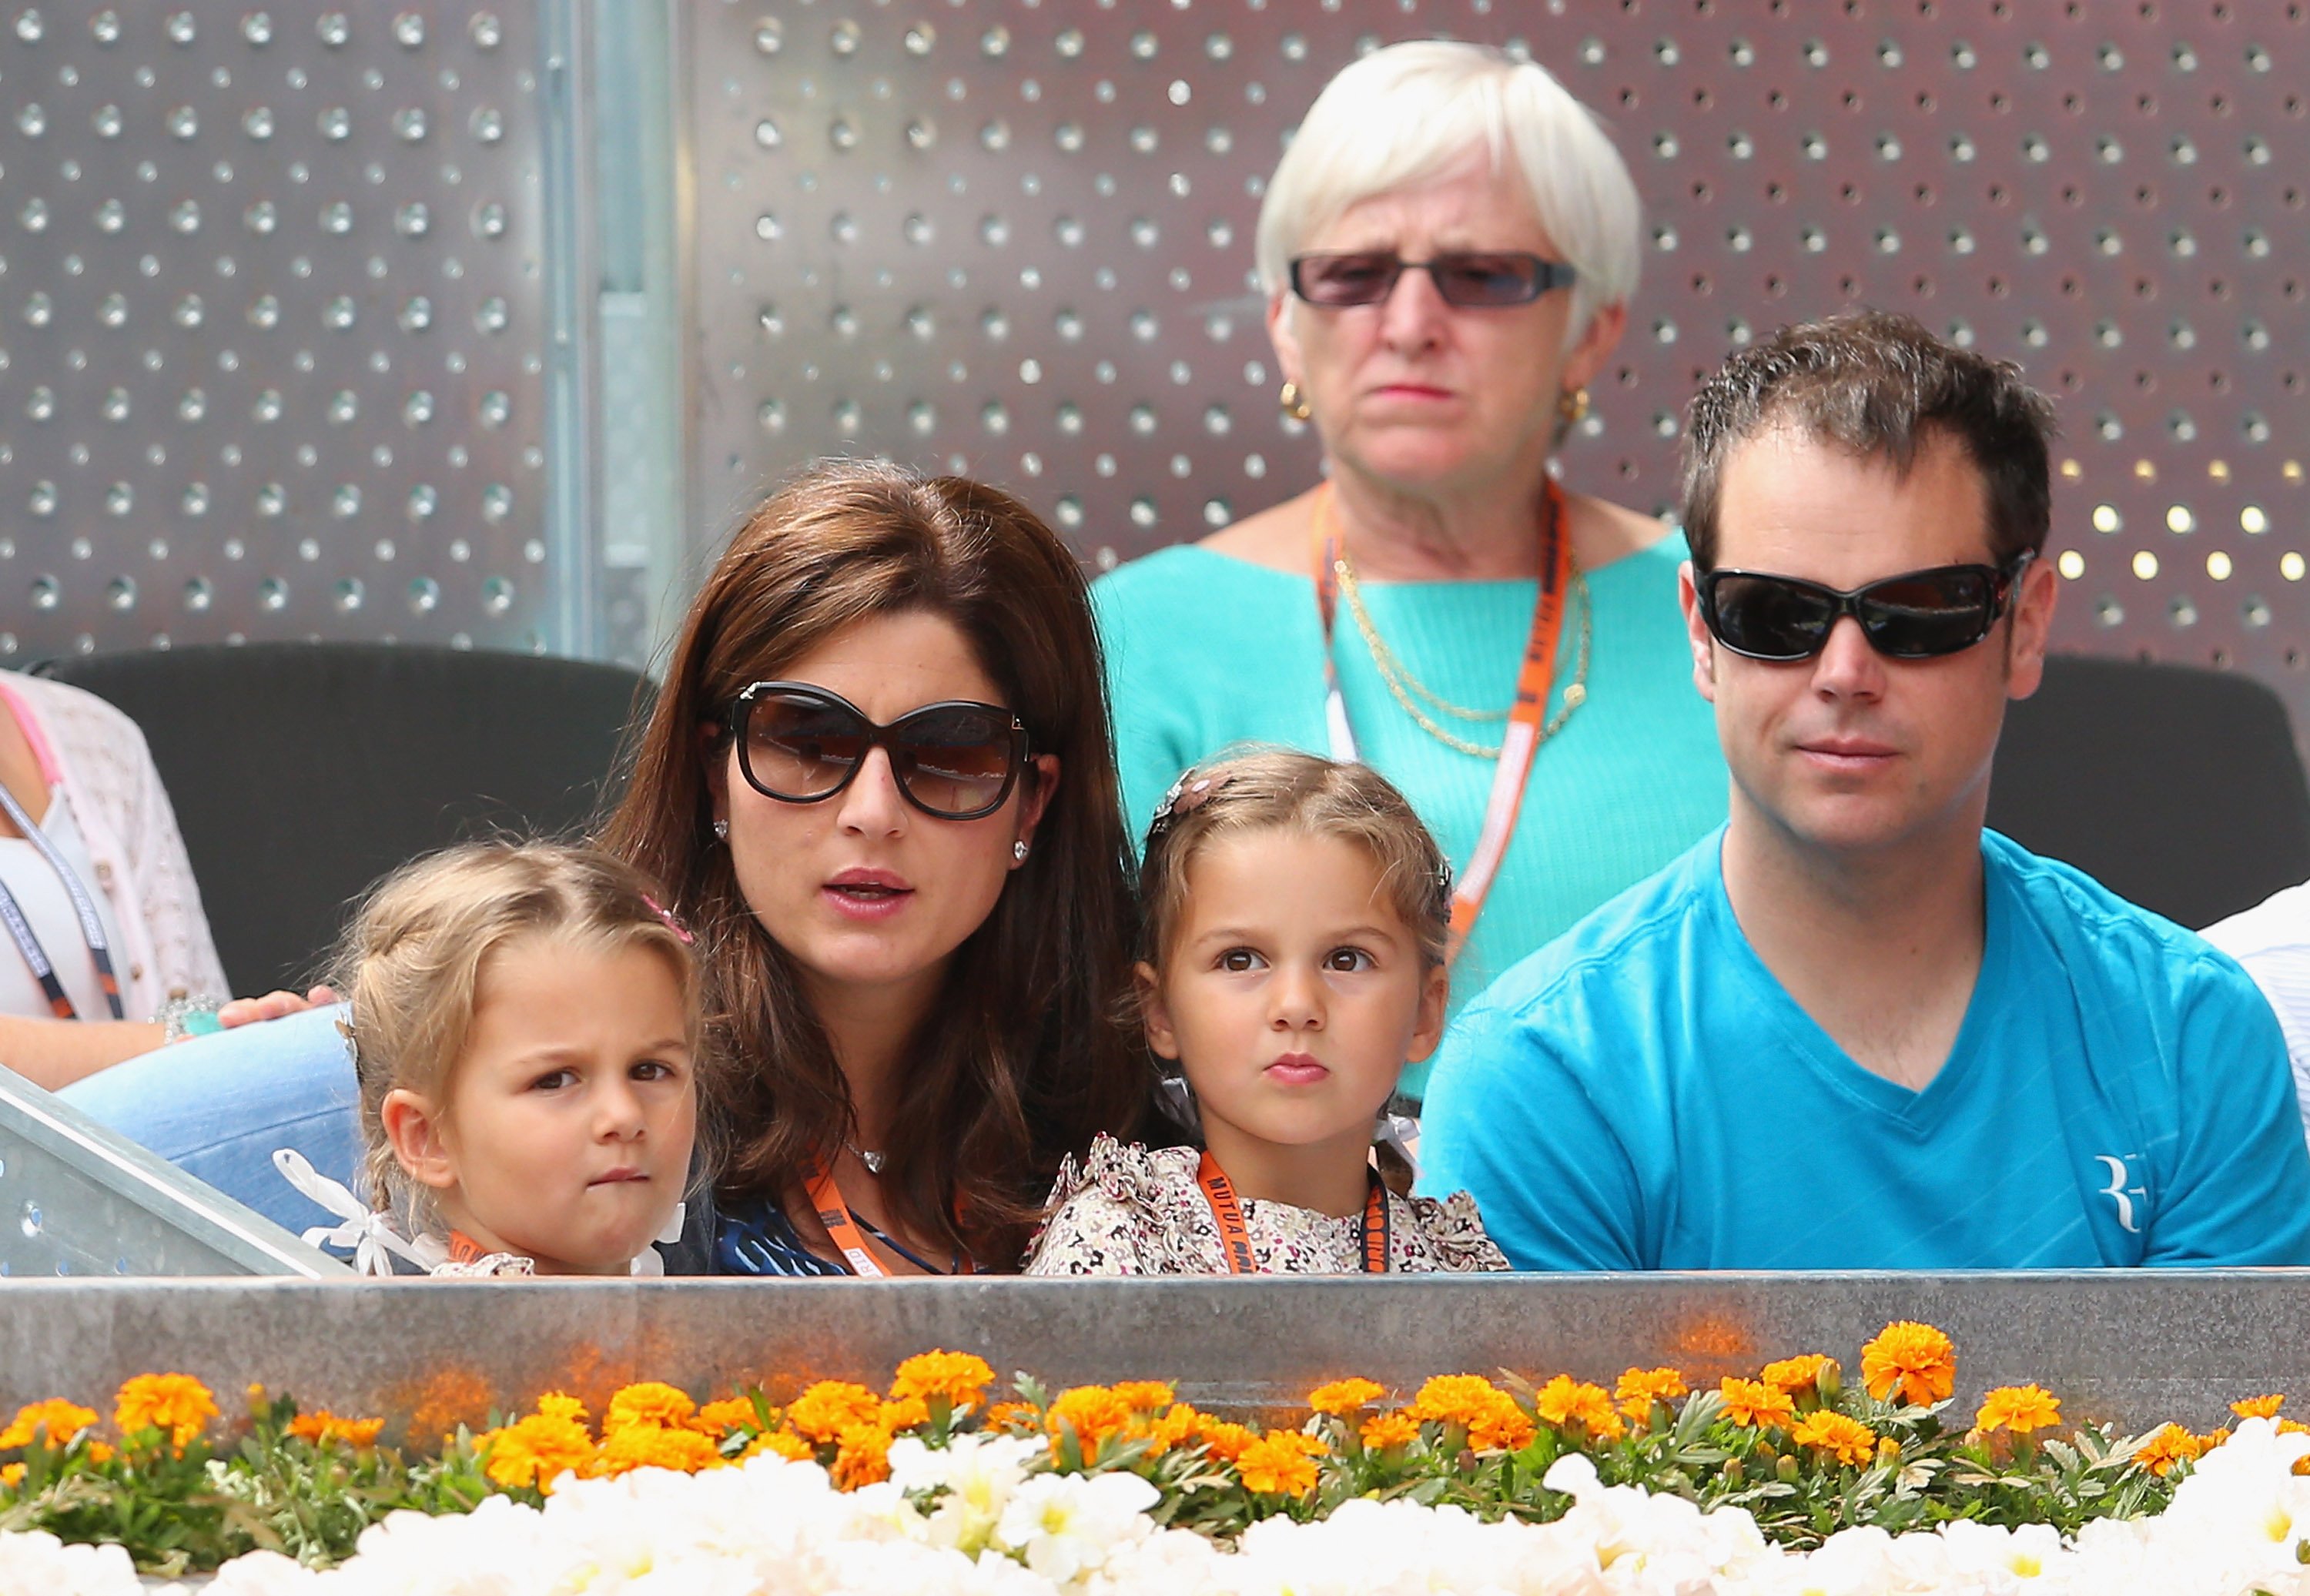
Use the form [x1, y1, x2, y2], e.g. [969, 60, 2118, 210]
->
[273, 841, 700, 1278]
[1024, 751, 1508, 1274]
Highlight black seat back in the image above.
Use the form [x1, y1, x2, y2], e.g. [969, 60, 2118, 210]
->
[31, 644, 652, 992]
[1988, 654, 2310, 929]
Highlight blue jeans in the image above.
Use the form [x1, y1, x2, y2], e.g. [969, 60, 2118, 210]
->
[59, 1005, 361, 1237]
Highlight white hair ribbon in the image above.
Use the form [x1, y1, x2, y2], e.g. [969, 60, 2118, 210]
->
[270, 1146, 430, 1278]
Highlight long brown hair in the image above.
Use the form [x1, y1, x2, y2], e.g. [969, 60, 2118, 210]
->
[600, 460, 1147, 1267]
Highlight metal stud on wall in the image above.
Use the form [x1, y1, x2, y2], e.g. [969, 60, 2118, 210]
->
[688, 0, 2310, 723]
[0, 2, 571, 657]
[2, 3, 2303, 708]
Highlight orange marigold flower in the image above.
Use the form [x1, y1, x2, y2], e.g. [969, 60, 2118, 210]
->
[286, 1410, 386, 1448]
[0, 1463, 21, 1488]
[832, 1422, 895, 1489]
[1236, 1430, 1326, 1495]
[2200, 1427, 2233, 1450]
[1407, 1374, 1535, 1449]
[0, 1400, 99, 1450]
[1195, 1418, 1258, 1463]
[113, 1373, 219, 1449]
[597, 1420, 724, 1477]
[1975, 1384, 2062, 1437]
[1144, 1401, 1203, 1456]
[1759, 1355, 1834, 1397]
[1308, 1378, 1386, 1416]
[785, 1382, 884, 1445]
[1359, 1411, 1421, 1451]
[536, 1392, 590, 1426]
[1468, 1394, 1537, 1453]
[1716, 1378, 1795, 1431]
[695, 1397, 761, 1436]
[1046, 1386, 1137, 1454]
[2279, 1418, 2310, 1437]
[1535, 1376, 1625, 1442]
[1407, 1374, 1503, 1430]
[982, 1400, 1036, 1433]
[1110, 1381, 1175, 1412]
[2132, 1423, 2206, 1477]
[889, 1350, 996, 1412]
[2233, 1394, 2287, 1420]
[481, 1410, 598, 1491]
[880, 1397, 930, 1432]
[1790, 1410, 1876, 1467]
[745, 1427, 816, 1463]
[1614, 1367, 1689, 1421]
[83, 1443, 114, 1464]
[604, 1382, 697, 1435]
[1859, 1321, 1956, 1407]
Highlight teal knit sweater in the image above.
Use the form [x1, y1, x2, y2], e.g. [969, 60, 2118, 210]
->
[1092, 534, 1729, 1097]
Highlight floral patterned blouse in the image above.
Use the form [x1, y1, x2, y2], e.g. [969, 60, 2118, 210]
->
[1023, 1135, 1511, 1276]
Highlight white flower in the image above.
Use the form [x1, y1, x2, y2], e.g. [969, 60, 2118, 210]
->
[889, 1433, 1043, 1555]
[196, 1550, 320, 1595]
[994, 1471, 1160, 1587]
[0, 1531, 142, 1596]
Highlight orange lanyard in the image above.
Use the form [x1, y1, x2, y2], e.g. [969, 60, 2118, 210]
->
[802, 1155, 974, 1278]
[1310, 477, 1572, 959]
[1197, 1152, 1391, 1275]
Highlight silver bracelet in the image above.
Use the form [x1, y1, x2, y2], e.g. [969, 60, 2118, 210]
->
[157, 993, 224, 1046]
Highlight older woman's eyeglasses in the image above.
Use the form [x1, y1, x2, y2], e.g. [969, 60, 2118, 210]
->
[1287, 251, 1578, 309]
[725, 682, 1031, 821]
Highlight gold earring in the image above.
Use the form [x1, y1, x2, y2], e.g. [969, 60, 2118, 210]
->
[1279, 380, 1314, 423]
[1557, 387, 1592, 427]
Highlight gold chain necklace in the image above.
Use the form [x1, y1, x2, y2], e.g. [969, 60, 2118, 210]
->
[1333, 548, 1592, 759]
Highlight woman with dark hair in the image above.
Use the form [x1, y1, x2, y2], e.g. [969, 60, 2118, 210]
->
[69, 460, 1152, 1275]
[604, 460, 1147, 1273]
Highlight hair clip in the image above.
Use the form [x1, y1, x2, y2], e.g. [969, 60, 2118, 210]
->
[1147, 771, 1233, 841]
[643, 893, 695, 945]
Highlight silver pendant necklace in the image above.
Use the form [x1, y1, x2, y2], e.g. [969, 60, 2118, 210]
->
[845, 1141, 888, 1176]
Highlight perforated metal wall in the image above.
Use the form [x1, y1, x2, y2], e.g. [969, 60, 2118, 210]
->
[685, 2, 2310, 722]
[0, 2, 577, 657]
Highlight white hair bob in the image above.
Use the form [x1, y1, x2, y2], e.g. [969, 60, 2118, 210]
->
[1254, 41, 1642, 350]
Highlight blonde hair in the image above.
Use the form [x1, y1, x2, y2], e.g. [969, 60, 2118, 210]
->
[333, 840, 701, 1229]
[1255, 40, 1642, 353]
[1138, 750, 1453, 977]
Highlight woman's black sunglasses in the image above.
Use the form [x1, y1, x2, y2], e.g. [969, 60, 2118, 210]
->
[1695, 556, 2033, 663]
[726, 682, 1031, 821]
[1287, 251, 1578, 309]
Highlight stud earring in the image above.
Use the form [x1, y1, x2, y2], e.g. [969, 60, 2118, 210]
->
[1278, 380, 1314, 423]
[1013, 841, 1029, 864]
[712, 818, 729, 841]
[1556, 386, 1591, 427]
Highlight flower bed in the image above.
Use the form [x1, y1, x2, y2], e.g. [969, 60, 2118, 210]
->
[2, 1324, 2302, 1593]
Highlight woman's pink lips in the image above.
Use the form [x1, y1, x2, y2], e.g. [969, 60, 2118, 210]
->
[588, 1167, 647, 1186]
[822, 882, 914, 922]
[823, 866, 915, 922]
[1265, 1054, 1331, 1086]
[1371, 383, 1455, 401]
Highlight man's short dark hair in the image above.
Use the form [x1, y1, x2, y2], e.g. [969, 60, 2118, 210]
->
[1679, 310, 2058, 572]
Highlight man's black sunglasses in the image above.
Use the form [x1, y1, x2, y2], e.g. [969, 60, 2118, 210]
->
[1287, 251, 1578, 309]
[1694, 557, 2034, 663]
[726, 682, 1031, 821]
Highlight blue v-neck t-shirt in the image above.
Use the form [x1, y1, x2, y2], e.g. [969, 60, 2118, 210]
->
[1418, 827, 2310, 1270]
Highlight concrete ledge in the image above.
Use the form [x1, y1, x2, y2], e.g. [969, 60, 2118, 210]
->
[5, 1273, 2308, 1437]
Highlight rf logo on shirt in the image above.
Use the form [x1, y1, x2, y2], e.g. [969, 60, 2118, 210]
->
[2095, 1155, 2148, 1234]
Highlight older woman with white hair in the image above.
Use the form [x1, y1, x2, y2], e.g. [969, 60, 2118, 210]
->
[1094, 41, 1726, 1095]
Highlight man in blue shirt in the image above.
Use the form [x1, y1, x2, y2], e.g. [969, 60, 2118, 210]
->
[1421, 311, 2310, 1270]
